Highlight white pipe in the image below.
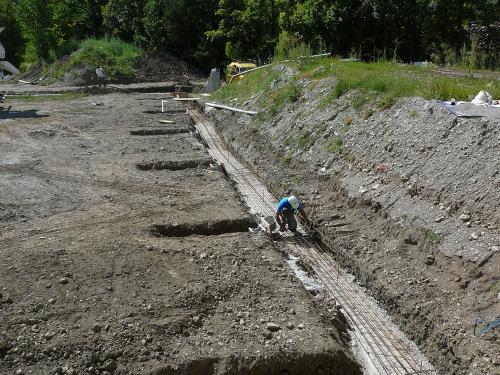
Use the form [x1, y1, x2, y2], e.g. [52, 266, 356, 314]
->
[205, 102, 257, 115]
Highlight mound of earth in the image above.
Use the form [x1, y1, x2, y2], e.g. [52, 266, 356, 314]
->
[17, 52, 205, 86]
[135, 52, 205, 84]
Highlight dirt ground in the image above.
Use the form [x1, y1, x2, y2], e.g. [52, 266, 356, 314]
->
[0, 91, 361, 374]
[208, 71, 499, 375]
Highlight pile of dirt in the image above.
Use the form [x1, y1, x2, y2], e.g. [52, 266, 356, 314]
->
[16, 63, 44, 84]
[135, 52, 205, 84]
[208, 66, 500, 375]
[17, 52, 205, 86]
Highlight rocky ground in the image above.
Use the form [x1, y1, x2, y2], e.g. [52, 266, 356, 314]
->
[208, 69, 500, 375]
[0, 92, 361, 374]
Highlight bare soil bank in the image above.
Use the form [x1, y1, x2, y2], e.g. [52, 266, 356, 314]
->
[207, 72, 500, 375]
[0, 91, 361, 374]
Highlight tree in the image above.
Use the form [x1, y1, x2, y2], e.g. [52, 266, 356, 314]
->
[0, 0, 24, 66]
[207, 0, 279, 61]
[103, 0, 146, 44]
[143, 0, 221, 67]
[352, 0, 427, 61]
[17, 0, 55, 61]
[278, 0, 358, 55]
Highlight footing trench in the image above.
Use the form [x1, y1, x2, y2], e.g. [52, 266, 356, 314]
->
[188, 109, 437, 375]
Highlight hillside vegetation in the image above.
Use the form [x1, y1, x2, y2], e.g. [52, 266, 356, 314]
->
[213, 58, 500, 112]
[46, 37, 143, 81]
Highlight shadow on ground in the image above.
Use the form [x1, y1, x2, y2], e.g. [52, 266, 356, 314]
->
[0, 108, 48, 119]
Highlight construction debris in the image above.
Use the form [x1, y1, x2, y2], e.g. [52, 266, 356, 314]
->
[173, 97, 200, 101]
[205, 102, 257, 115]
[441, 90, 500, 119]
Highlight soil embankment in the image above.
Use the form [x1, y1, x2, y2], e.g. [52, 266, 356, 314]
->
[208, 70, 500, 374]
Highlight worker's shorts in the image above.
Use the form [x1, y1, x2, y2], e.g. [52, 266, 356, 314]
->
[283, 209, 297, 232]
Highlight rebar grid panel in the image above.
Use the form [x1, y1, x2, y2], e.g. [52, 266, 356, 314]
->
[188, 109, 437, 375]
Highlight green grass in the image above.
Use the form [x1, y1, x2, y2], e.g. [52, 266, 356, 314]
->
[10, 93, 87, 102]
[301, 58, 500, 101]
[213, 57, 500, 123]
[424, 228, 442, 243]
[490, 280, 500, 295]
[267, 82, 301, 116]
[48, 37, 142, 80]
[378, 94, 395, 109]
[328, 137, 343, 154]
[212, 68, 281, 105]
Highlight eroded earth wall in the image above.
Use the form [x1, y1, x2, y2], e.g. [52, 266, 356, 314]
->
[208, 74, 500, 375]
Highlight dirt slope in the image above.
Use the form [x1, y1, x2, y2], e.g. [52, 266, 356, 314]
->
[208, 68, 500, 375]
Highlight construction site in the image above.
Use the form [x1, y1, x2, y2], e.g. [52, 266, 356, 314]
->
[0, 50, 499, 375]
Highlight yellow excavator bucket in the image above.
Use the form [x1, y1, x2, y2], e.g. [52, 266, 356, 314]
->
[226, 61, 257, 83]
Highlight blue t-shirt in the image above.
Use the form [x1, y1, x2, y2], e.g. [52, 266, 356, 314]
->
[276, 197, 302, 213]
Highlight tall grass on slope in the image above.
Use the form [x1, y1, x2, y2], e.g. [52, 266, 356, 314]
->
[212, 58, 499, 124]
[70, 37, 142, 77]
[46, 37, 142, 80]
[211, 67, 281, 105]
[301, 58, 500, 102]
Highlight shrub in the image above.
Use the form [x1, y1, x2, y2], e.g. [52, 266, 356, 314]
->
[343, 116, 352, 126]
[68, 37, 142, 78]
[424, 228, 442, 243]
[328, 137, 343, 154]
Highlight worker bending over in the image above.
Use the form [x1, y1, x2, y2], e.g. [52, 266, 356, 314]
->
[275, 195, 310, 233]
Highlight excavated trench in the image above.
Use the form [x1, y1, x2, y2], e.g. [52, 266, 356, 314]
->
[130, 128, 190, 136]
[151, 217, 257, 237]
[187, 109, 438, 375]
[142, 108, 189, 114]
[131, 101, 360, 374]
[151, 351, 360, 375]
[136, 158, 213, 171]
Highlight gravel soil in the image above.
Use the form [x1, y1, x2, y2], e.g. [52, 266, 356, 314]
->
[208, 70, 500, 375]
[0, 91, 361, 374]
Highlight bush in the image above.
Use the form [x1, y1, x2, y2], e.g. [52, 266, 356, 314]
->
[40, 36, 142, 81]
[274, 31, 312, 65]
[328, 137, 343, 154]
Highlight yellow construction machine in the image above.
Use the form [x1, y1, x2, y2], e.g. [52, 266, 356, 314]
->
[226, 61, 257, 83]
